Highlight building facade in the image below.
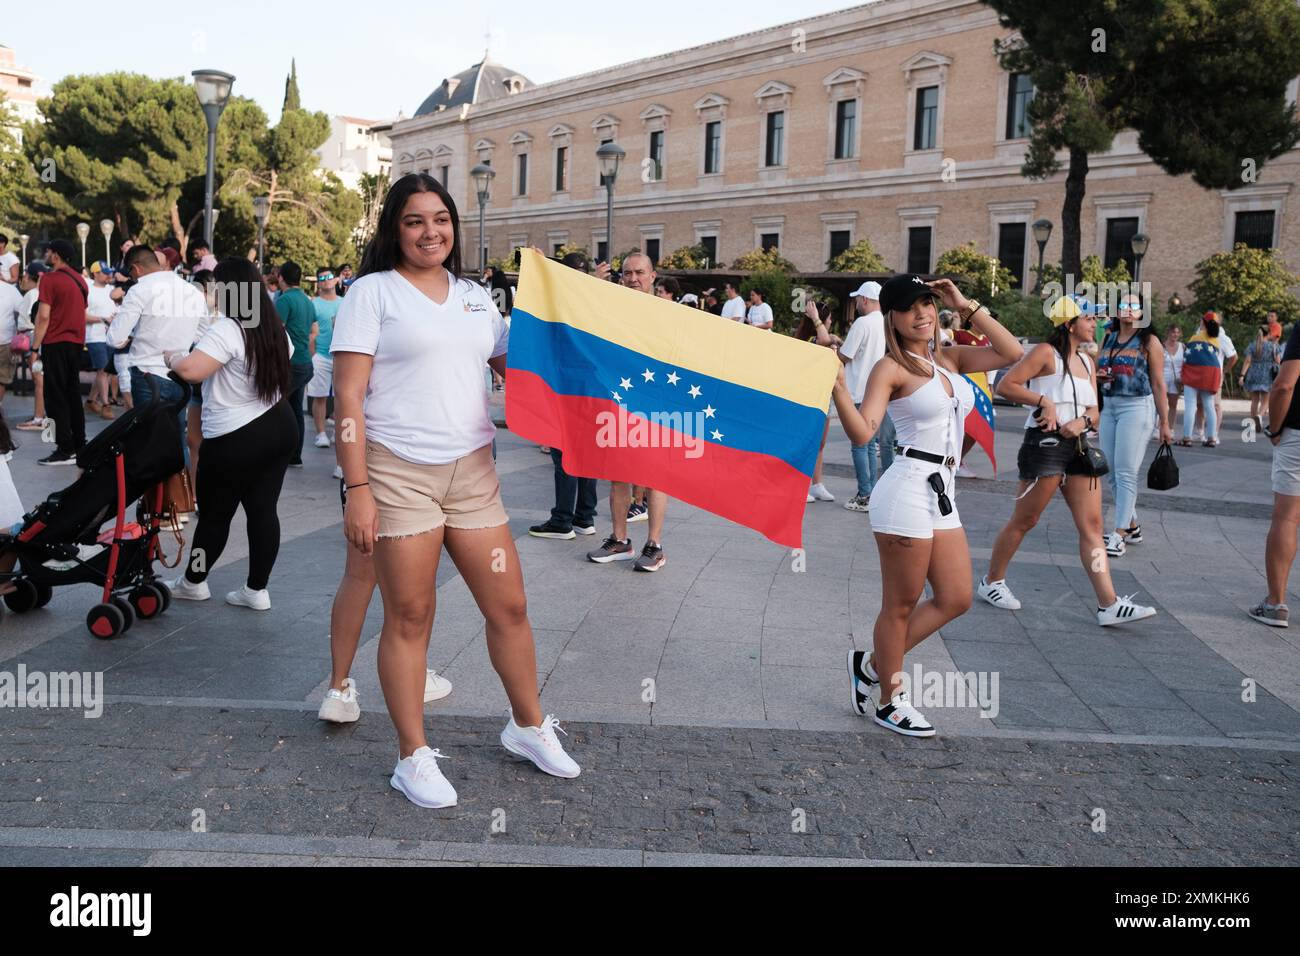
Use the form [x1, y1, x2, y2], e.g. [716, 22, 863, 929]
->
[0, 44, 41, 142]
[386, 0, 1300, 301]
[315, 115, 394, 192]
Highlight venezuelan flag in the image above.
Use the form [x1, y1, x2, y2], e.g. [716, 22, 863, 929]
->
[961, 371, 997, 475]
[506, 251, 839, 548]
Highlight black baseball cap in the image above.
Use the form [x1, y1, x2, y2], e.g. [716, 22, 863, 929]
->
[879, 273, 938, 314]
[46, 238, 77, 263]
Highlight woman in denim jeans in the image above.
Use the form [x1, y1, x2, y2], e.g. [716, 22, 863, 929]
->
[1097, 294, 1173, 557]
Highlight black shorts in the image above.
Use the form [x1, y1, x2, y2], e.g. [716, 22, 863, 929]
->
[1017, 427, 1081, 481]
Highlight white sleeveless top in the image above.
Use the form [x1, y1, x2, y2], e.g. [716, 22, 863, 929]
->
[889, 352, 976, 462]
[1024, 349, 1096, 428]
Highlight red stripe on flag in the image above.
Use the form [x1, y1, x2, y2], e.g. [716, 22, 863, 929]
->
[507, 368, 810, 548]
[963, 408, 996, 474]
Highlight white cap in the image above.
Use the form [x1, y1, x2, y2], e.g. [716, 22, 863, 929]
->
[851, 281, 882, 300]
[679, 293, 699, 304]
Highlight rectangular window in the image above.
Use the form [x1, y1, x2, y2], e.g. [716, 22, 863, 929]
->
[704, 121, 722, 174]
[1104, 217, 1140, 273]
[761, 233, 780, 252]
[834, 100, 857, 160]
[829, 230, 851, 265]
[552, 242, 565, 256]
[914, 86, 938, 150]
[597, 240, 608, 263]
[599, 138, 612, 187]
[649, 130, 664, 181]
[516, 153, 528, 196]
[700, 235, 717, 268]
[438, 164, 449, 187]
[645, 238, 661, 264]
[1005, 72, 1034, 140]
[1234, 210, 1277, 250]
[554, 146, 567, 192]
[765, 111, 785, 167]
[907, 227, 933, 275]
[997, 222, 1027, 289]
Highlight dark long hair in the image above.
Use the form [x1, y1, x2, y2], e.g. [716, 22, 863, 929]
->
[795, 301, 835, 342]
[213, 258, 291, 406]
[358, 173, 464, 281]
[1048, 321, 1077, 377]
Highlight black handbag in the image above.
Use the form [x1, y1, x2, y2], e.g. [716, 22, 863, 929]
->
[1147, 441, 1180, 491]
[1064, 351, 1109, 479]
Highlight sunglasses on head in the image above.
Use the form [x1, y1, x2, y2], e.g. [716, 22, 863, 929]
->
[927, 472, 953, 516]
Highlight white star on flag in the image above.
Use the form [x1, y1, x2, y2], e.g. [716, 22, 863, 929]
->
[703, 405, 716, 418]
[612, 391, 622, 402]
[642, 369, 655, 382]
[688, 385, 702, 398]
[666, 371, 680, 385]
[620, 377, 633, 390]
[711, 429, 724, 441]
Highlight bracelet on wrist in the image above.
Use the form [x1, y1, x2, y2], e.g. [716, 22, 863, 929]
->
[345, 481, 369, 490]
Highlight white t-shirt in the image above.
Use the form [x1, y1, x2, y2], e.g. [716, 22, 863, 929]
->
[86, 284, 116, 344]
[0, 281, 22, 342]
[194, 318, 291, 439]
[746, 302, 774, 329]
[0, 251, 19, 284]
[330, 270, 508, 465]
[108, 270, 208, 376]
[720, 296, 746, 321]
[0, 453, 23, 528]
[18, 289, 38, 331]
[1218, 331, 1237, 362]
[840, 310, 887, 403]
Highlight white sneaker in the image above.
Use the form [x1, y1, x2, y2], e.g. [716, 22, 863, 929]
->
[977, 576, 1021, 610]
[424, 669, 452, 702]
[1098, 594, 1157, 627]
[873, 691, 936, 738]
[1105, 531, 1126, 558]
[390, 746, 457, 808]
[318, 677, 360, 723]
[332, 464, 344, 480]
[955, 463, 976, 478]
[500, 715, 581, 778]
[314, 432, 331, 448]
[844, 494, 871, 512]
[809, 482, 835, 502]
[806, 492, 815, 503]
[168, 576, 210, 601]
[226, 585, 271, 611]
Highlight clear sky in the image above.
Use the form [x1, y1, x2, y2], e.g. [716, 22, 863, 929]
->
[5, 0, 864, 122]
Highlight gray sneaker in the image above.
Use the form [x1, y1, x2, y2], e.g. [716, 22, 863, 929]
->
[844, 494, 870, 512]
[1248, 602, 1290, 628]
[587, 535, 634, 563]
[633, 541, 666, 573]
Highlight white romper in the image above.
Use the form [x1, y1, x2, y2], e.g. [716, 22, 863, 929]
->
[867, 352, 975, 539]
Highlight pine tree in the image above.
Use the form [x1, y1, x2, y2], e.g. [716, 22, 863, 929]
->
[282, 59, 301, 113]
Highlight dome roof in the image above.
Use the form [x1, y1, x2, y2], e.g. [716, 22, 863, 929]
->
[414, 56, 532, 117]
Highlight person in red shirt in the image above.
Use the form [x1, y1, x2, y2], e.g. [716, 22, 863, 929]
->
[33, 239, 89, 464]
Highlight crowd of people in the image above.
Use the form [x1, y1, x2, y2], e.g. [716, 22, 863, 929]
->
[2, 174, 1299, 796]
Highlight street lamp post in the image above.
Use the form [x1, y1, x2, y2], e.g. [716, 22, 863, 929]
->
[1031, 218, 1053, 296]
[18, 234, 29, 267]
[75, 222, 90, 268]
[191, 69, 236, 249]
[596, 141, 625, 265]
[470, 163, 496, 274]
[1130, 232, 1149, 285]
[100, 219, 114, 265]
[252, 196, 270, 271]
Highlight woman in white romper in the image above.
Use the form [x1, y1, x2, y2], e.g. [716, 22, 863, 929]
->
[832, 276, 1024, 737]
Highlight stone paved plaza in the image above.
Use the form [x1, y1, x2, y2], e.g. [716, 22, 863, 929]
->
[1, 391, 1297, 866]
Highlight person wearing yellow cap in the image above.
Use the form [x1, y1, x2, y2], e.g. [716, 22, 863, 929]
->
[977, 294, 1158, 627]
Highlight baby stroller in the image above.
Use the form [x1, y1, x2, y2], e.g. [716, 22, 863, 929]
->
[0, 374, 191, 638]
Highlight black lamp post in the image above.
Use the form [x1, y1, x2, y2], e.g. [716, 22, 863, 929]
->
[1031, 218, 1053, 295]
[1130, 232, 1149, 284]
[470, 163, 495, 273]
[191, 69, 236, 249]
[596, 141, 625, 264]
[252, 197, 269, 271]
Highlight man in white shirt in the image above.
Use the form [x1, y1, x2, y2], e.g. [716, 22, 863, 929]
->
[0, 278, 22, 402]
[720, 281, 747, 322]
[85, 262, 118, 418]
[838, 280, 894, 512]
[0, 235, 19, 286]
[746, 289, 774, 330]
[108, 244, 208, 448]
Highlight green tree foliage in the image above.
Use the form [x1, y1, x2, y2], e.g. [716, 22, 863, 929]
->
[354, 172, 388, 260]
[657, 243, 710, 269]
[283, 60, 302, 114]
[989, 0, 1300, 277]
[732, 246, 796, 273]
[740, 269, 795, 333]
[1033, 255, 1130, 293]
[1190, 244, 1299, 327]
[827, 237, 886, 273]
[936, 242, 1017, 300]
[0, 95, 32, 229]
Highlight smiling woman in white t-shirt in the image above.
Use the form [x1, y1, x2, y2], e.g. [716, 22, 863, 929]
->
[331, 173, 579, 809]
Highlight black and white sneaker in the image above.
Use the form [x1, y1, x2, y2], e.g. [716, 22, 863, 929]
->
[528, 521, 576, 540]
[572, 522, 597, 536]
[37, 451, 78, 466]
[847, 650, 878, 716]
[976, 576, 1021, 610]
[1125, 525, 1142, 544]
[1104, 532, 1126, 558]
[873, 692, 936, 738]
[626, 501, 648, 523]
[1097, 594, 1157, 627]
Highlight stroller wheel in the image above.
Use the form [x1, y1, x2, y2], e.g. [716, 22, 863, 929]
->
[3, 579, 40, 614]
[34, 584, 54, 608]
[86, 603, 127, 639]
[111, 597, 136, 632]
[154, 582, 172, 613]
[129, 584, 165, 620]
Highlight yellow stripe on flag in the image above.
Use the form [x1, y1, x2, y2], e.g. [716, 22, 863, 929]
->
[513, 250, 839, 411]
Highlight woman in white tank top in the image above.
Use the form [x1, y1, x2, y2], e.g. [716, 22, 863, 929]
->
[831, 275, 1024, 738]
[978, 297, 1157, 627]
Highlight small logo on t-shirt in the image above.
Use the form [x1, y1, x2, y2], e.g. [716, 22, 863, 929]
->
[464, 301, 491, 314]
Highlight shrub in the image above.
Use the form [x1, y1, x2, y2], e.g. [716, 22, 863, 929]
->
[936, 242, 1017, 301]
[827, 238, 887, 273]
[657, 243, 711, 270]
[731, 246, 797, 273]
[740, 268, 795, 334]
[1189, 243, 1300, 327]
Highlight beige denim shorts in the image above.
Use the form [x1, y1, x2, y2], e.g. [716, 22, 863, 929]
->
[366, 441, 508, 538]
